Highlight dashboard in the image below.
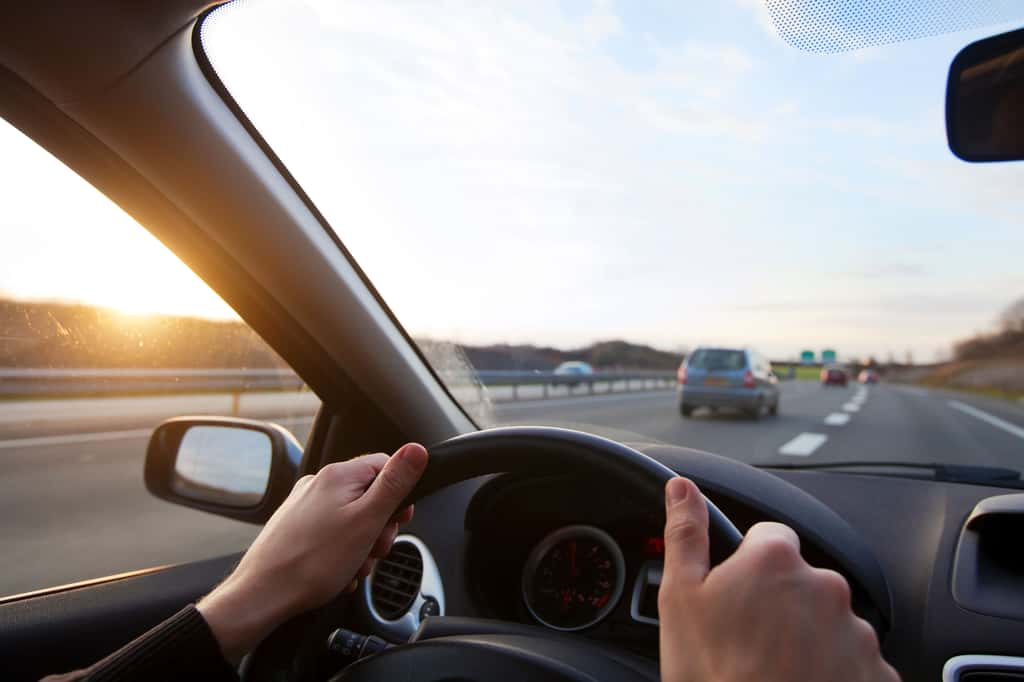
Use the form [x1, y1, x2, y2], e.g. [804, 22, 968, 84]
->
[353, 443, 1024, 681]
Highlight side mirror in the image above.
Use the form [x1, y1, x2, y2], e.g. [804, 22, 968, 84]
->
[947, 26, 1024, 162]
[145, 416, 303, 524]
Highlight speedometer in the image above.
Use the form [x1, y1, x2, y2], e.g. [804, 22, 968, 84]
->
[521, 525, 626, 631]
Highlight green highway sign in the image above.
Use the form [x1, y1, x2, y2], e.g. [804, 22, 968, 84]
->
[822, 349, 837, 363]
[800, 350, 815, 364]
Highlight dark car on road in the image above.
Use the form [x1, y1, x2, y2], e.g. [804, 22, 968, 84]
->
[821, 365, 849, 387]
[677, 347, 779, 419]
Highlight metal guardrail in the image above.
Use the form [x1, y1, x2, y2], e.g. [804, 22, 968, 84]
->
[0, 368, 677, 401]
[474, 370, 675, 401]
[0, 368, 305, 397]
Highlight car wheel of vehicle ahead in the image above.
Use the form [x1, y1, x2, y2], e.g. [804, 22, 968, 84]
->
[746, 399, 762, 420]
[769, 400, 779, 416]
[680, 404, 694, 418]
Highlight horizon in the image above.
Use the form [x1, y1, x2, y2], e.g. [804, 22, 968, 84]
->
[0, 294, 993, 365]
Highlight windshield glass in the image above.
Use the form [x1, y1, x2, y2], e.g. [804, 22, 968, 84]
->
[202, 1, 1024, 479]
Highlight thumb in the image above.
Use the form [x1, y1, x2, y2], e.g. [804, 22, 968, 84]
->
[361, 443, 428, 518]
[661, 477, 710, 591]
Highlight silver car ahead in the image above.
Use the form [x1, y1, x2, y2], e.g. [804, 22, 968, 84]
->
[677, 347, 780, 419]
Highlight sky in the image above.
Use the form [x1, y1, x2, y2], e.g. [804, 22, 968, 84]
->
[3, 0, 1023, 362]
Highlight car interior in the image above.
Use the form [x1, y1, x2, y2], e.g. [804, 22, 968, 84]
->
[3, 2, 1024, 681]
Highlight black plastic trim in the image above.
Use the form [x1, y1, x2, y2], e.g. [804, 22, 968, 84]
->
[190, 7, 477, 429]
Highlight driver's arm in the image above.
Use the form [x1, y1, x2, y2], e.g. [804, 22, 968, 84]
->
[658, 477, 901, 682]
[41, 443, 429, 681]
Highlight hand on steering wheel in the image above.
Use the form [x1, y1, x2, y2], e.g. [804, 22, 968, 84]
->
[198, 443, 428, 663]
[658, 477, 899, 682]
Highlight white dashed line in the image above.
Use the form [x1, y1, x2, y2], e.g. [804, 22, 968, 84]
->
[779, 432, 828, 457]
[949, 401, 1024, 441]
[824, 413, 851, 426]
[843, 402, 860, 412]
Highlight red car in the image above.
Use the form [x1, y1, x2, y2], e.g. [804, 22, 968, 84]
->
[858, 369, 880, 384]
[820, 366, 849, 386]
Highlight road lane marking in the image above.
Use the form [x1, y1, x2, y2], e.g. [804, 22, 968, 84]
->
[779, 433, 828, 457]
[0, 429, 153, 450]
[843, 402, 860, 412]
[948, 401, 1024, 441]
[824, 413, 850, 426]
[0, 415, 315, 450]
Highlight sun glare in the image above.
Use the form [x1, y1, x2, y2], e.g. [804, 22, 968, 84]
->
[1, 119, 238, 322]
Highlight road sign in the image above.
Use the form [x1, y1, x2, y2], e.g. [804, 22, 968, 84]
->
[800, 350, 815, 364]
[822, 349, 837, 363]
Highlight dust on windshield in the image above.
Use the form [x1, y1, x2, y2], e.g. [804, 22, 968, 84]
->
[201, 1, 1024, 475]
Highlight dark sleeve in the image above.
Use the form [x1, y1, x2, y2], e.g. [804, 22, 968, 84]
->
[40, 604, 239, 682]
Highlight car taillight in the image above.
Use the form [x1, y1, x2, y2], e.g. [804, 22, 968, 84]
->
[742, 370, 755, 388]
[677, 366, 688, 384]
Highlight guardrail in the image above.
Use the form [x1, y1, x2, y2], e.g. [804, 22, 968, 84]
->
[474, 370, 675, 401]
[0, 368, 677, 402]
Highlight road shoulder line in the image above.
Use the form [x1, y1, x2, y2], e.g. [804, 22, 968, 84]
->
[949, 400, 1024, 441]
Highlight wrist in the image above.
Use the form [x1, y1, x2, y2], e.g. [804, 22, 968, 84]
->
[197, 573, 294, 664]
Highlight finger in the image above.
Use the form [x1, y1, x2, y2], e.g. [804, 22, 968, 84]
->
[726, 521, 802, 574]
[360, 443, 428, 518]
[390, 504, 415, 525]
[357, 558, 374, 579]
[371, 522, 399, 558]
[661, 477, 710, 590]
[346, 453, 391, 490]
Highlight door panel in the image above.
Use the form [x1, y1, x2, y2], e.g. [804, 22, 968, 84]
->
[0, 553, 240, 681]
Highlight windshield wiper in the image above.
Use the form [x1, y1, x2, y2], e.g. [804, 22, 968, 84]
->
[761, 461, 1024, 488]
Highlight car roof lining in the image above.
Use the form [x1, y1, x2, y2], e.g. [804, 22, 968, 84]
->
[0, 1, 221, 106]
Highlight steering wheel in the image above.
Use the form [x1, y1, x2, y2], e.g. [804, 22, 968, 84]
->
[333, 426, 743, 682]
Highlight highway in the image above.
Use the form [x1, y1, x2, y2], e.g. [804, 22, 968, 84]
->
[2, 381, 1024, 597]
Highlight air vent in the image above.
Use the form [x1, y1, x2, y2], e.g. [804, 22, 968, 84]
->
[370, 540, 423, 620]
[945, 655, 1024, 682]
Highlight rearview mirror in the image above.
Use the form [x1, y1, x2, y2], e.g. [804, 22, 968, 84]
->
[947, 26, 1024, 162]
[145, 417, 303, 523]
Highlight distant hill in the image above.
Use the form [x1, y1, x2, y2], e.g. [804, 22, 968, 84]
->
[903, 296, 1024, 397]
[0, 299, 286, 369]
[0, 299, 682, 372]
[458, 340, 682, 371]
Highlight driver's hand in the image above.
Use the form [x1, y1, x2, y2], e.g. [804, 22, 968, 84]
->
[198, 442, 428, 663]
[658, 478, 899, 682]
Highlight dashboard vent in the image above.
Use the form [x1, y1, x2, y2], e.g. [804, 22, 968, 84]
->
[370, 540, 423, 620]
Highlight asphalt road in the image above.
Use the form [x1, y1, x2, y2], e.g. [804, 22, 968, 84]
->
[2, 381, 1023, 597]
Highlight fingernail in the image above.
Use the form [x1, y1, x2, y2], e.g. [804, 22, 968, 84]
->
[397, 443, 427, 469]
[667, 478, 689, 504]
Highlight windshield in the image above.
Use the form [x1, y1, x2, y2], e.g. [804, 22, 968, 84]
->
[201, 1, 1024, 480]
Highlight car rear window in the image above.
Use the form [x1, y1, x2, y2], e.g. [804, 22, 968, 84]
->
[687, 349, 746, 371]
